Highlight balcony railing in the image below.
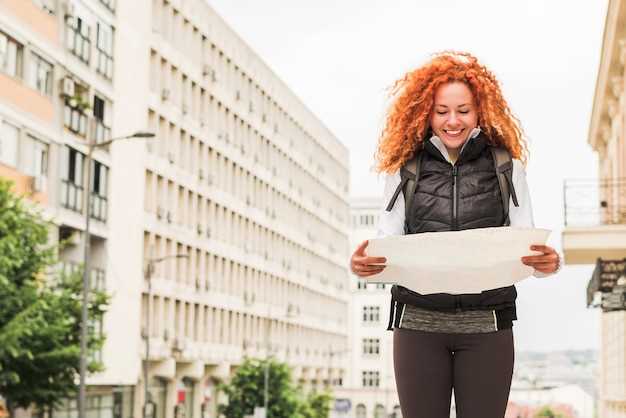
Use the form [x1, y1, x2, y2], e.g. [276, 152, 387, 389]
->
[563, 178, 626, 226]
[64, 100, 88, 137]
[60, 179, 108, 222]
[61, 179, 83, 213]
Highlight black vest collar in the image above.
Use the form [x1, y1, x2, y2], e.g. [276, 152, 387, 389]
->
[422, 132, 490, 165]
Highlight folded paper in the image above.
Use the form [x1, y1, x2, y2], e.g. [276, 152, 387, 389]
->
[366, 227, 551, 294]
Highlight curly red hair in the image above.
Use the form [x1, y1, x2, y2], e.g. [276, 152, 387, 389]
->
[375, 51, 528, 173]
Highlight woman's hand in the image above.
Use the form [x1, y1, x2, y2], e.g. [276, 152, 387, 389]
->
[521, 244, 560, 274]
[350, 240, 387, 277]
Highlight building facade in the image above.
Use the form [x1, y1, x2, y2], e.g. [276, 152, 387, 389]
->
[0, 1, 351, 418]
[561, 0, 626, 417]
[333, 197, 401, 418]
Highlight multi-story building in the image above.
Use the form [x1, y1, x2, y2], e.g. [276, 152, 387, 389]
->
[0, 0, 121, 413]
[0, 1, 351, 418]
[333, 197, 401, 418]
[561, 0, 626, 416]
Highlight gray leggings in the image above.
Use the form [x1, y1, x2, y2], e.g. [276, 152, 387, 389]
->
[393, 328, 514, 418]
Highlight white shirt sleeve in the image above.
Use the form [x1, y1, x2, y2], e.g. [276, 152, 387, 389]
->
[376, 171, 405, 237]
[509, 159, 562, 277]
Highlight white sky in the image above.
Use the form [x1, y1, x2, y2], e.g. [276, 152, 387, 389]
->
[208, 0, 609, 352]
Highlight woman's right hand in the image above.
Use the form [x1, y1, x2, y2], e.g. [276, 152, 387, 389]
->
[350, 240, 387, 277]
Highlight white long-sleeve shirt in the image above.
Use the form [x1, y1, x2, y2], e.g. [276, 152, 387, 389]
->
[376, 135, 561, 277]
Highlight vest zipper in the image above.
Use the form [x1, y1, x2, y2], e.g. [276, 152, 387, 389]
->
[452, 165, 458, 230]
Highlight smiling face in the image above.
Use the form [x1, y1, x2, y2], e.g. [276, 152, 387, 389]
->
[429, 81, 479, 157]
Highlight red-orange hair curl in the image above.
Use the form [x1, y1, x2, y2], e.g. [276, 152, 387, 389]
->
[375, 51, 528, 173]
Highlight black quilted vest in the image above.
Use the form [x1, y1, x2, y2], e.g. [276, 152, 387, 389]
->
[388, 133, 518, 329]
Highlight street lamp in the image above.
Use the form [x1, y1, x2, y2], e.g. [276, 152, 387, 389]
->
[143, 253, 189, 418]
[78, 130, 156, 418]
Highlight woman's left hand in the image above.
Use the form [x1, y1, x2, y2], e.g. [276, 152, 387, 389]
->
[521, 245, 560, 274]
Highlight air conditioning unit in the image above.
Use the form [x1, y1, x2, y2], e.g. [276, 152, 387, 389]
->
[31, 176, 47, 193]
[161, 88, 170, 101]
[61, 77, 75, 97]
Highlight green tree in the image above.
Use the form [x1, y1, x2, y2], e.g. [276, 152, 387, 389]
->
[218, 358, 332, 418]
[0, 179, 108, 417]
[535, 406, 566, 418]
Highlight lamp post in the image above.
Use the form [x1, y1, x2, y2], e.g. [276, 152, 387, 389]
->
[78, 131, 155, 418]
[143, 253, 189, 418]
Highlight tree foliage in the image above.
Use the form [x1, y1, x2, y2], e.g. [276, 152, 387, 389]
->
[218, 358, 332, 418]
[0, 179, 108, 415]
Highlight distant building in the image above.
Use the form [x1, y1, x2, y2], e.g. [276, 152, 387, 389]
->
[332, 197, 401, 418]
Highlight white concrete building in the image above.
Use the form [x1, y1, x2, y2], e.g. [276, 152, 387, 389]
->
[561, 0, 626, 416]
[0, 1, 351, 418]
[333, 197, 401, 418]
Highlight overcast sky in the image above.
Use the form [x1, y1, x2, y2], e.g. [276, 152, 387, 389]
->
[207, 0, 609, 352]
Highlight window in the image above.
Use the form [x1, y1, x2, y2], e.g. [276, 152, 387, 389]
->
[66, 16, 91, 63]
[92, 95, 111, 143]
[29, 53, 53, 96]
[90, 161, 108, 221]
[362, 306, 380, 323]
[60, 146, 84, 212]
[24, 135, 48, 191]
[357, 280, 367, 290]
[0, 121, 19, 167]
[0, 33, 23, 78]
[355, 405, 366, 418]
[362, 338, 380, 355]
[362, 371, 380, 388]
[96, 23, 113, 79]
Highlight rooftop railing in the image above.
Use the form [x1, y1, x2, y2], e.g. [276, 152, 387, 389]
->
[563, 178, 626, 226]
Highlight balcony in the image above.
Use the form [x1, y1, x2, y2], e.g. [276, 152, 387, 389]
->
[60, 179, 108, 222]
[562, 178, 626, 264]
[586, 258, 626, 311]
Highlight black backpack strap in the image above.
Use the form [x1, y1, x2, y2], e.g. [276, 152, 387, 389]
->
[490, 147, 519, 226]
[384, 152, 423, 223]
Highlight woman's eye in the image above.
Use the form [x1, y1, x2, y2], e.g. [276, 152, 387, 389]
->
[459, 111, 469, 114]
[436, 111, 447, 115]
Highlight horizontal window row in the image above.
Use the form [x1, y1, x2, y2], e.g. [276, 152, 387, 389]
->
[143, 231, 347, 317]
[145, 166, 347, 271]
[362, 338, 380, 355]
[60, 146, 109, 222]
[0, 31, 53, 97]
[65, 11, 114, 79]
[362, 306, 381, 323]
[141, 294, 345, 360]
[147, 58, 348, 215]
[150, 2, 347, 187]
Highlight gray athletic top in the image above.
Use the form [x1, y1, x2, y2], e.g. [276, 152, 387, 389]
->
[399, 304, 498, 334]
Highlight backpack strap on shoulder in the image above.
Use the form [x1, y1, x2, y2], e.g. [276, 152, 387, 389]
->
[385, 151, 423, 219]
[490, 147, 519, 225]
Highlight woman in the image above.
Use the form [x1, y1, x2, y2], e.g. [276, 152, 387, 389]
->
[350, 51, 560, 418]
